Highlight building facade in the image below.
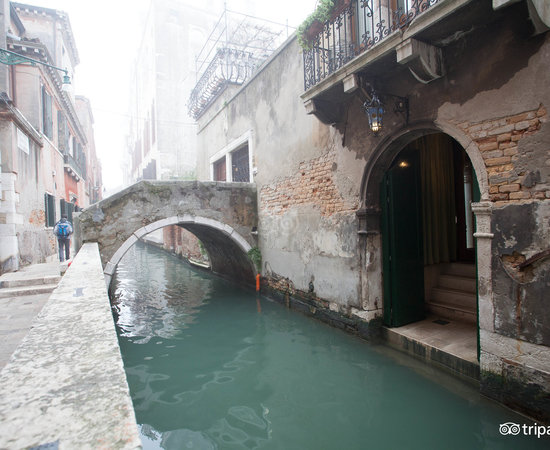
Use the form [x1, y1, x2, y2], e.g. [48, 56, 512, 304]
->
[125, 0, 228, 185]
[0, 1, 101, 273]
[194, 0, 550, 421]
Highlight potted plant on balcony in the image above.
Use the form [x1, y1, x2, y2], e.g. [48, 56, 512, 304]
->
[297, 0, 353, 49]
[297, 0, 335, 50]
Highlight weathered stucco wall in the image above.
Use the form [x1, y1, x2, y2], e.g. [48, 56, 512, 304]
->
[197, 37, 365, 309]
[339, 6, 550, 419]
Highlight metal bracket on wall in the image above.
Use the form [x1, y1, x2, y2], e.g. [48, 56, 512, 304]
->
[518, 248, 550, 270]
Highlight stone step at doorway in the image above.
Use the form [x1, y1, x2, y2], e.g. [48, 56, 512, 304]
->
[426, 263, 477, 324]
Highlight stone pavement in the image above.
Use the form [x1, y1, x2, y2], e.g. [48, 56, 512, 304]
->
[0, 258, 66, 370]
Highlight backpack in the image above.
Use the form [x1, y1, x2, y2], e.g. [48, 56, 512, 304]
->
[56, 222, 71, 237]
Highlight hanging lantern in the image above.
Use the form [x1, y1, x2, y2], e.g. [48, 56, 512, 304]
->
[362, 93, 384, 134]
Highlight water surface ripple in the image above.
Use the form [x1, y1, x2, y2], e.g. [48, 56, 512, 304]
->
[111, 242, 547, 449]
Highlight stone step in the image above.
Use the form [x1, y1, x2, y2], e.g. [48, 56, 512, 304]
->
[0, 284, 57, 299]
[426, 301, 477, 324]
[442, 262, 476, 278]
[438, 274, 477, 293]
[431, 287, 477, 309]
[0, 275, 61, 289]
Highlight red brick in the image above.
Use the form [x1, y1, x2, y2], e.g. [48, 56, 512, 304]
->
[497, 132, 512, 142]
[485, 156, 511, 166]
[491, 193, 509, 202]
[479, 141, 499, 152]
[499, 183, 520, 193]
[509, 191, 531, 200]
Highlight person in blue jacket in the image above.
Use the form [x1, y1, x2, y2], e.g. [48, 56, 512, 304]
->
[53, 214, 73, 262]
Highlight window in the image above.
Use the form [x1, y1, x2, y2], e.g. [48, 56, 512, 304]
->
[151, 100, 156, 144]
[143, 159, 157, 180]
[209, 131, 253, 183]
[42, 86, 53, 139]
[57, 111, 69, 152]
[17, 127, 29, 154]
[61, 199, 75, 224]
[231, 145, 250, 182]
[44, 193, 56, 227]
[213, 157, 226, 181]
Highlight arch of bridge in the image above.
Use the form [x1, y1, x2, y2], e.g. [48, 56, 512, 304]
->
[75, 181, 258, 287]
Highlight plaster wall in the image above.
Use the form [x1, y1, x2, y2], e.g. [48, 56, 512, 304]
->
[197, 37, 364, 306]
[13, 65, 41, 131]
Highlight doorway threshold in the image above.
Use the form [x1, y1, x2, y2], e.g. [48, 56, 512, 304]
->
[382, 316, 480, 383]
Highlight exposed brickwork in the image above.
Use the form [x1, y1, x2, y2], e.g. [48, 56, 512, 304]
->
[28, 209, 45, 226]
[162, 225, 206, 262]
[458, 105, 548, 205]
[260, 150, 358, 216]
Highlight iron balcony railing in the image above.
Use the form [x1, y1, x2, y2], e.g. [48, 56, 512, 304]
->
[188, 47, 263, 120]
[63, 152, 86, 180]
[303, 0, 442, 90]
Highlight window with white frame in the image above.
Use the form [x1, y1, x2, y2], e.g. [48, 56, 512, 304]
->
[209, 131, 253, 183]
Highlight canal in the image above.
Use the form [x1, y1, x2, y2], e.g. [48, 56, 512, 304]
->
[111, 241, 547, 449]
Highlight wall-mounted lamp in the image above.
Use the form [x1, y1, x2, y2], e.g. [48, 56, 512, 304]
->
[0, 48, 71, 92]
[362, 93, 384, 134]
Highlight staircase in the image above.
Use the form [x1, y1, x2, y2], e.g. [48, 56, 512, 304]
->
[426, 263, 477, 323]
[0, 275, 61, 298]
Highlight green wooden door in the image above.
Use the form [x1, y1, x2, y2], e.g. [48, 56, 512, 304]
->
[381, 151, 425, 327]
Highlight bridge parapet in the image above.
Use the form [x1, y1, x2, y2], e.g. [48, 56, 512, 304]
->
[75, 180, 258, 286]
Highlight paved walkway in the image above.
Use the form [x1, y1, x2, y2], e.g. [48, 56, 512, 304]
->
[0, 259, 66, 370]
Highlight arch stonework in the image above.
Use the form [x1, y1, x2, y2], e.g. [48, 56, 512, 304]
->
[357, 121, 494, 329]
[75, 181, 258, 288]
[102, 215, 255, 287]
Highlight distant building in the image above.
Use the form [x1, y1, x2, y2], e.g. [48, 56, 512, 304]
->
[75, 96, 102, 206]
[125, 0, 286, 260]
[124, 0, 281, 185]
[0, 1, 102, 273]
[125, 0, 219, 184]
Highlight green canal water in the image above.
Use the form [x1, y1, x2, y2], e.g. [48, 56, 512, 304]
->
[111, 242, 548, 449]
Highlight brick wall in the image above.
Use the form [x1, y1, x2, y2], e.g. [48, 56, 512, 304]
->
[260, 149, 358, 216]
[162, 225, 206, 262]
[457, 105, 548, 205]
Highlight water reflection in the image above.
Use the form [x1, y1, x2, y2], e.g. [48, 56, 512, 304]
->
[112, 242, 548, 450]
[112, 242, 212, 342]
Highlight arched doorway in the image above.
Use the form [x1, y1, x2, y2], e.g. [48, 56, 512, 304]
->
[380, 133, 480, 327]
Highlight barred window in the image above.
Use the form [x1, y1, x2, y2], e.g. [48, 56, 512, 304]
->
[231, 145, 249, 182]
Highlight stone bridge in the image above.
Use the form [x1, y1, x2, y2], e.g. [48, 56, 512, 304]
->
[75, 181, 258, 287]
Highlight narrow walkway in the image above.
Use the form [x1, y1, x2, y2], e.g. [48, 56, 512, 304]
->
[0, 259, 65, 369]
[383, 315, 479, 381]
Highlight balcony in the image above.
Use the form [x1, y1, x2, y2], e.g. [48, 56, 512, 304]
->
[300, 0, 488, 124]
[188, 48, 262, 120]
[63, 153, 85, 181]
[304, 0, 447, 90]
